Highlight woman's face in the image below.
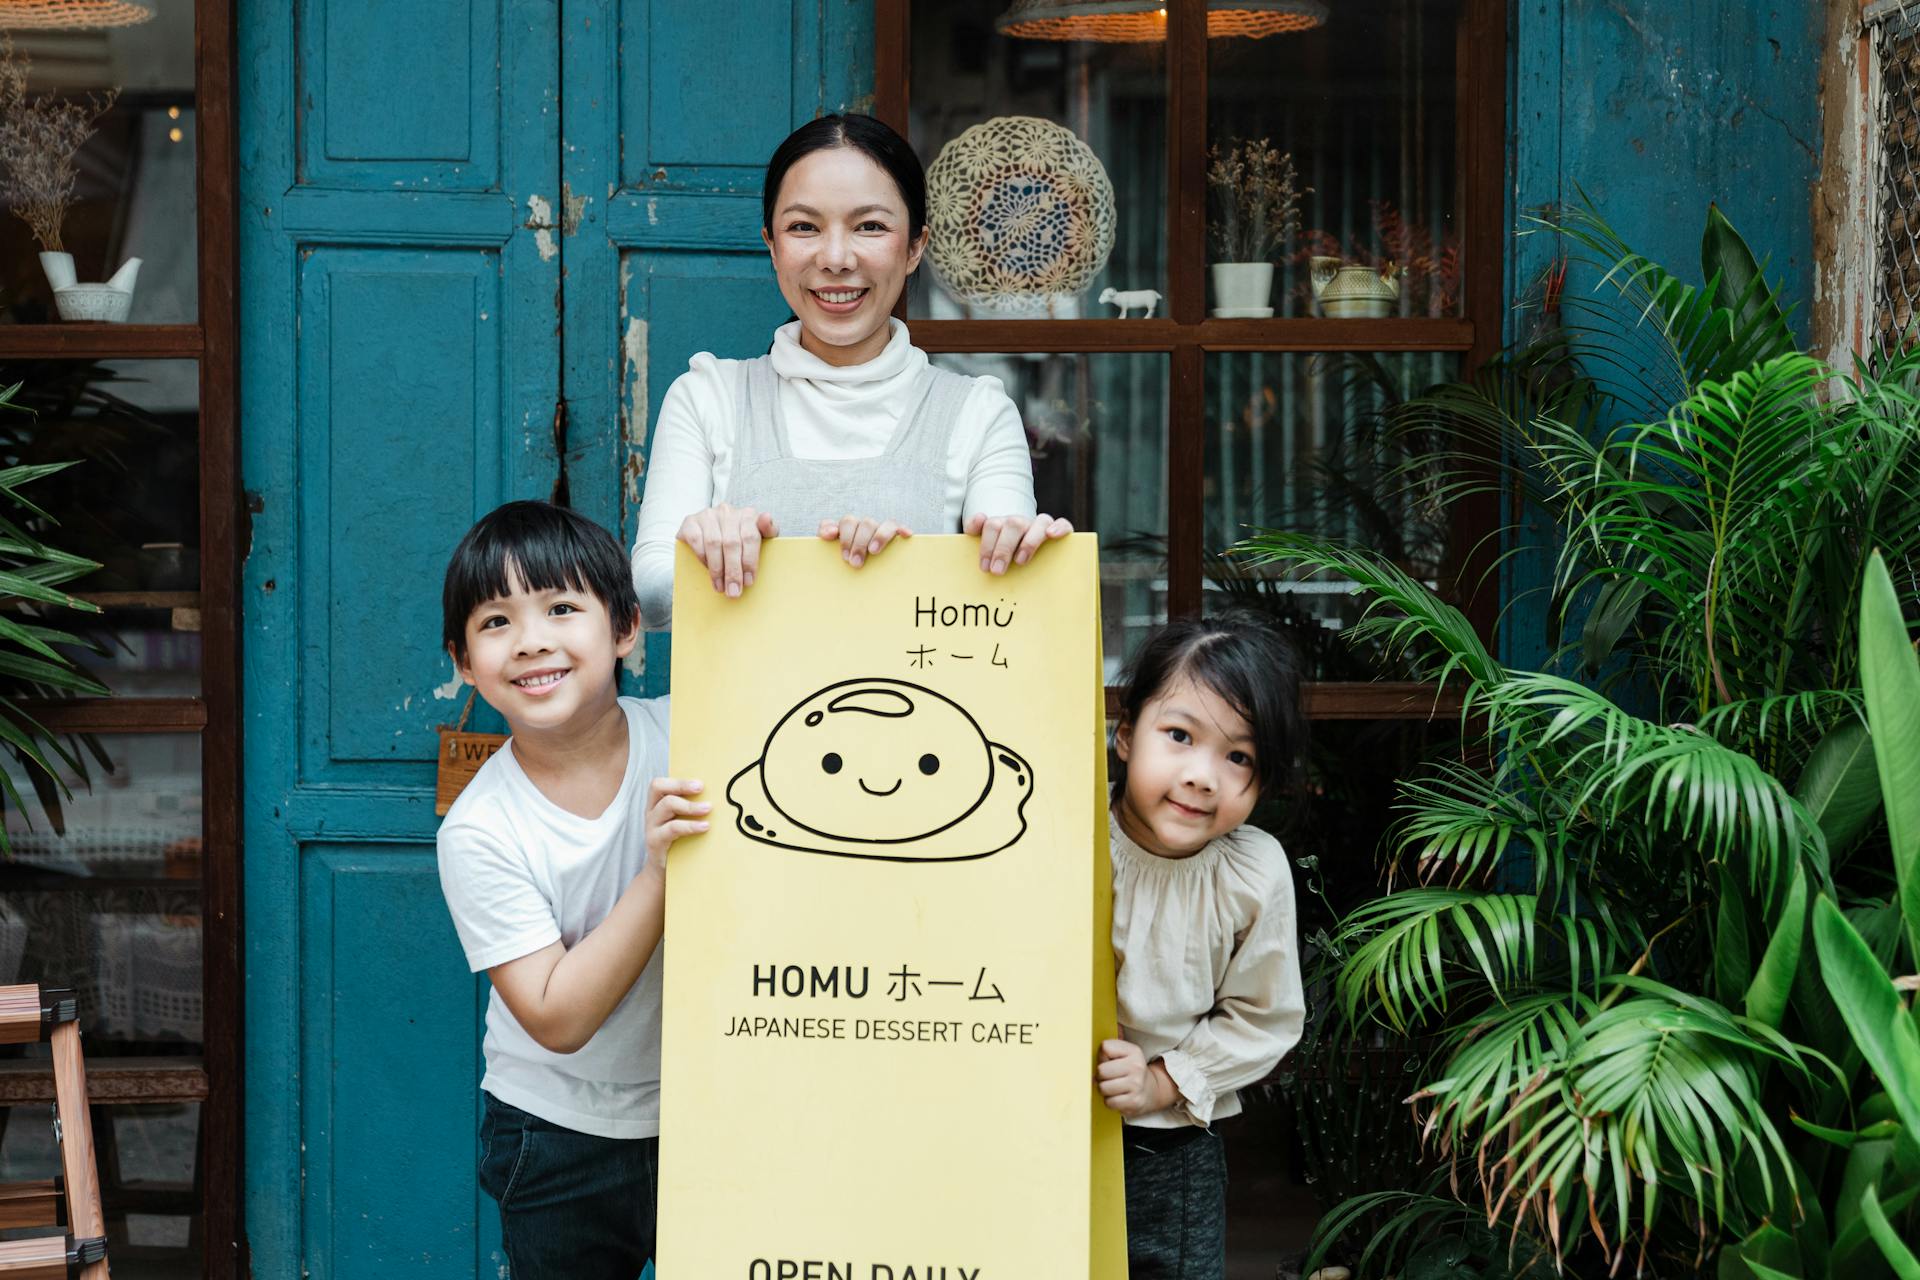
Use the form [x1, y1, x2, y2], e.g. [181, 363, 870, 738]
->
[763, 145, 927, 367]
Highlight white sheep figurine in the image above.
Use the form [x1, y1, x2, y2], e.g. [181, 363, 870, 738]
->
[1098, 287, 1162, 318]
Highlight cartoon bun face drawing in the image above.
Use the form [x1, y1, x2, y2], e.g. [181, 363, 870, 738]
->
[727, 678, 1034, 862]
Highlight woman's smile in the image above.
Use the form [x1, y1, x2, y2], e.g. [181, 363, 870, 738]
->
[809, 286, 869, 313]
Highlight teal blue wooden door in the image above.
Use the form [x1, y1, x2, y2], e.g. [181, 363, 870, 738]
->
[238, 3, 869, 1274]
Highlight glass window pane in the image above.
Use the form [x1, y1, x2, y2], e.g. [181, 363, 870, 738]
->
[1204, 350, 1461, 678]
[0, 733, 203, 1052]
[1209, 0, 1463, 318]
[0, 1101, 203, 1278]
[0, 359, 201, 591]
[931, 351, 1166, 673]
[0, 11, 199, 325]
[910, 0, 1165, 320]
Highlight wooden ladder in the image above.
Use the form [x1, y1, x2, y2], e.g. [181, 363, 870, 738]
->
[0, 985, 109, 1279]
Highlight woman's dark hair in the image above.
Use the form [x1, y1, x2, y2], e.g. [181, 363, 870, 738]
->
[762, 113, 928, 243]
[1111, 611, 1307, 804]
[441, 500, 640, 663]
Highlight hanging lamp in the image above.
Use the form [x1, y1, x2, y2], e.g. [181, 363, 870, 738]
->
[994, 0, 1327, 42]
[0, 0, 154, 30]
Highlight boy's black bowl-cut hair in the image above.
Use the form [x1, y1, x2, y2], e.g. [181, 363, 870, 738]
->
[442, 500, 641, 663]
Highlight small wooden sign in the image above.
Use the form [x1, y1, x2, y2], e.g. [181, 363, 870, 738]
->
[436, 728, 509, 816]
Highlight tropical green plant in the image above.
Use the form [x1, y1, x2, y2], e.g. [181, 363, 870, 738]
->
[1242, 199, 1920, 1275]
[0, 378, 109, 850]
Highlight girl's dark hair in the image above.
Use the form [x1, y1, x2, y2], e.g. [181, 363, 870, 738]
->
[441, 501, 640, 663]
[1111, 611, 1307, 803]
[762, 113, 928, 243]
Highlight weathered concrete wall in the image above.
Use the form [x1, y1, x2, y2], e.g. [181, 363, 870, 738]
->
[1501, 0, 1828, 668]
[1508, 0, 1827, 337]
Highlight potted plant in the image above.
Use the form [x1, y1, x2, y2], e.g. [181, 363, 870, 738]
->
[0, 377, 110, 851]
[1205, 138, 1305, 318]
[1249, 200, 1920, 1275]
[0, 35, 136, 322]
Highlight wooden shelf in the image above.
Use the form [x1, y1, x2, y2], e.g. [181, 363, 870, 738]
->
[908, 316, 1476, 354]
[0, 1055, 207, 1105]
[0, 325, 204, 360]
[72, 592, 200, 611]
[18, 698, 207, 734]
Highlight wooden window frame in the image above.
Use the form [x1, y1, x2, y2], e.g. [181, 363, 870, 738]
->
[878, 0, 1505, 719]
[0, 0, 242, 1274]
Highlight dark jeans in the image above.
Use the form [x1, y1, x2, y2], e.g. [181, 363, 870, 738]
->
[478, 1093, 658, 1280]
[1122, 1125, 1227, 1280]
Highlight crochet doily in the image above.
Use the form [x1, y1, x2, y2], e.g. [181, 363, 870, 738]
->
[926, 115, 1116, 311]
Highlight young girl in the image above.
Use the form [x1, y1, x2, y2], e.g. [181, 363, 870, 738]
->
[630, 113, 1072, 623]
[1096, 612, 1309, 1280]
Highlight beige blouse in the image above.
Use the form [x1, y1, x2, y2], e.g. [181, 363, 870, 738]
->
[1109, 811, 1306, 1129]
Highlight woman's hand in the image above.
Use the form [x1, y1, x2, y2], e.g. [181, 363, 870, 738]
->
[644, 777, 710, 870]
[817, 515, 913, 568]
[677, 505, 778, 597]
[1096, 1038, 1175, 1117]
[965, 512, 1074, 575]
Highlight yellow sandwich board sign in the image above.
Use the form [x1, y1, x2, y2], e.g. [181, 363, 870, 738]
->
[659, 533, 1127, 1279]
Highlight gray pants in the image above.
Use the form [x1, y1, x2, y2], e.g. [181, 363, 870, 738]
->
[1122, 1126, 1228, 1280]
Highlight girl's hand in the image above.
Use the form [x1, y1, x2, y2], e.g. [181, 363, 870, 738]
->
[678, 505, 778, 598]
[817, 515, 913, 568]
[965, 512, 1073, 575]
[1096, 1038, 1173, 1117]
[644, 777, 710, 870]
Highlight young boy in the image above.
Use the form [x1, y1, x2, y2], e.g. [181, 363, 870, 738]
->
[436, 500, 707, 1279]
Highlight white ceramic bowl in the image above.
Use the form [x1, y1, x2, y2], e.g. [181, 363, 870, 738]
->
[54, 285, 134, 324]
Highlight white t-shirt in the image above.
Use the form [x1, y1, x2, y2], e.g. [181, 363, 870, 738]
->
[436, 695, 670, 1139]
[629, 318, 1037, 629]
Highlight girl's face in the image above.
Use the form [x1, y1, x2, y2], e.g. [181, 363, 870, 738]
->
[1114, 675, 1261, 858]
[762, 146, 927, 368]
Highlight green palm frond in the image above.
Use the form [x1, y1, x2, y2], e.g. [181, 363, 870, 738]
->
[1543, 194, 1797, 415]
[1335, 889, 1542, 1032]
[1388, 759, 1549, 889]
[1476, 675, 1810, 900]
[1439, 980, 1805, 1272]
[1232, 530, 1501, 693]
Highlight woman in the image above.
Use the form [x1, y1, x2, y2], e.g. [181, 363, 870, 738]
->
[630, 114, 1071, 624]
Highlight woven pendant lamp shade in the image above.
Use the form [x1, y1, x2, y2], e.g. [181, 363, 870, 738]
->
[995, 0, 1327, 42]
[0, 0, 155, 28]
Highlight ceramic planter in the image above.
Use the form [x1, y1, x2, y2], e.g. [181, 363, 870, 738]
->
[38, 251, 76, 292]
[1310, 255, 1400, 318]
[1209, 261, 1274, 318]
[46, 256, 142, 323]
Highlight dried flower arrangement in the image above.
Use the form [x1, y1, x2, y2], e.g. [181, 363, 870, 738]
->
[1206, 138, 1308, 264]
[0, 34, 118, 254]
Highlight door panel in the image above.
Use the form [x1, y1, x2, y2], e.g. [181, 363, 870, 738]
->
[242, 1, 873, 1271]
[299, 849, 486, 1279]
[296, 251, 504, 783]
[306, 0, 504, 185]
[241, 0, 558, 1274]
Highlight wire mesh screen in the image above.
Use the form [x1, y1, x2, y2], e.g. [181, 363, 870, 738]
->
[1873, 4, 1920, 347]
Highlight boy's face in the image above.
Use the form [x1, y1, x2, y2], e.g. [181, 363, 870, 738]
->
[454, 570, 636, 737]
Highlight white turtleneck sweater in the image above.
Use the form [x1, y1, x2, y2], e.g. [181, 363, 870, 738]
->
[629, 319, 1036, 629]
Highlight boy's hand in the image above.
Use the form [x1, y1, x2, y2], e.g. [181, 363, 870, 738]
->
[678, 504, 778, 598]
[965, 512, 1073, 575]
[817, 514, 911, 568]
[645, 777, 710, 868]
[1097, 1038, 1172, 1117]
